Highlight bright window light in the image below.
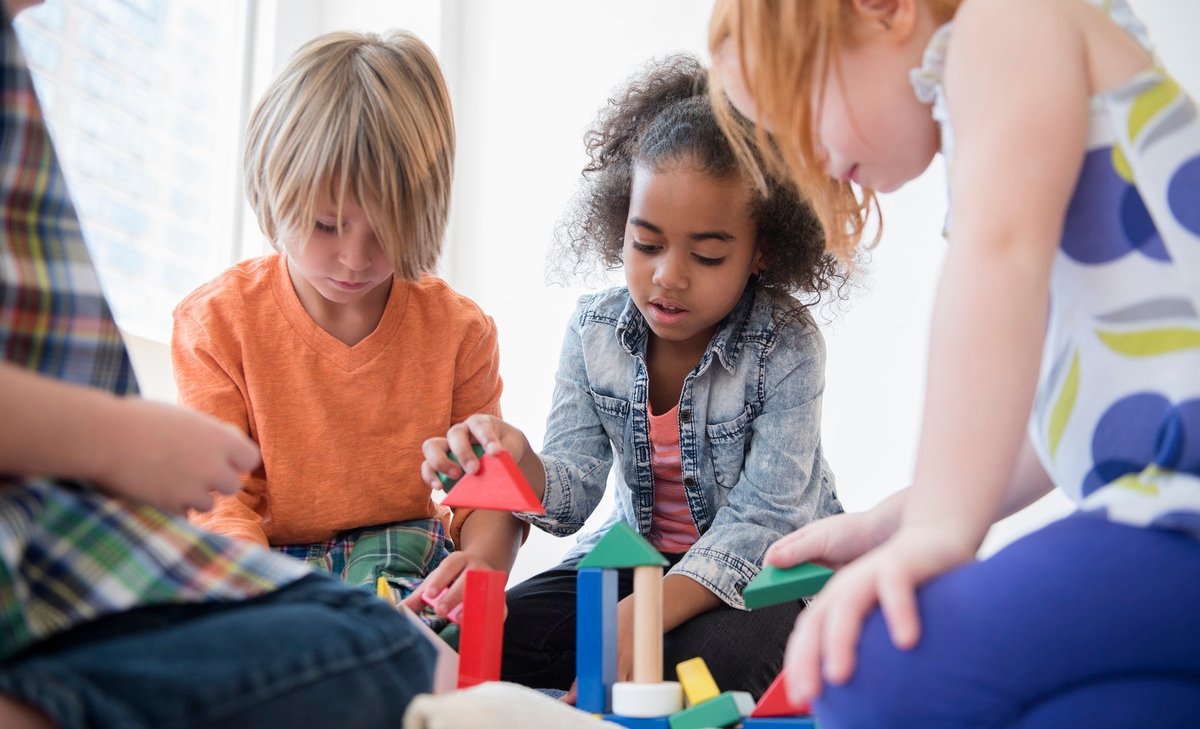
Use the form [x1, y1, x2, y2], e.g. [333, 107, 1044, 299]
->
[15, 0, 250, 343]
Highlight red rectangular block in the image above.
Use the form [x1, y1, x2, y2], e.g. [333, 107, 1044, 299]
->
[456, 569, 507, 689]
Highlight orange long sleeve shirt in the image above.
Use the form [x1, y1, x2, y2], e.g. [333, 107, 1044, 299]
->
[172, 253, 502, 547]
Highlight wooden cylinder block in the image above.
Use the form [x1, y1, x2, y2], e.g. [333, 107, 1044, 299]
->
[632, 564, 663, 683]
[611, 680, 683, 718]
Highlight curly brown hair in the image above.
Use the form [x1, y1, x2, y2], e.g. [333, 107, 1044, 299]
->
[549, 53, 844, 305]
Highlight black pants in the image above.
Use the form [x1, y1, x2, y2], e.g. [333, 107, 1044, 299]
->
[501, 555, 803, 700]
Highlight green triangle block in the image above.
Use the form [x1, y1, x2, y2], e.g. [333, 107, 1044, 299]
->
[436, 444, 485, 491]
[742, 562, 833, 609]
[577, 521, 668, 568]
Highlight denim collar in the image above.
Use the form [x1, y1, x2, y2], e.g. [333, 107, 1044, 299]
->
[614, 283, 759, 376]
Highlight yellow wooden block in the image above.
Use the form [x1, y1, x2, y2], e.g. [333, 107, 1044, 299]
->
[675, 657, 720, 706]
[376, 576, 394, 604]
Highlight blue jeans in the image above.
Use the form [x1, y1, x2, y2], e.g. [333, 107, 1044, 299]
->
[0, 574, 435, 729]
[817, 514, 1200, 728]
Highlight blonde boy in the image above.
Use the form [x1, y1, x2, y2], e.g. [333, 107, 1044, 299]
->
[173, 30, 522, 610]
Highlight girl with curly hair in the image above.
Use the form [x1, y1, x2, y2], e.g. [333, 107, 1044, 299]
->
[420, 53, 843, 701]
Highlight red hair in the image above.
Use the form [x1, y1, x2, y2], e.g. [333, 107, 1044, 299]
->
[710, 0, 959, 262]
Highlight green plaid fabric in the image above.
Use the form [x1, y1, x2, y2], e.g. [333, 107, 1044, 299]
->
[277, 518, 451, 629]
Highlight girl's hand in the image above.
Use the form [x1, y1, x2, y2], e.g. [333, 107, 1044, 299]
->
[420, 414, 532, 490]
[400, 551, 507, 620]
[766, 490, 906, 571]
[97, 397, 259, 515]
[783, 524, 976, 705]
[420, 415, 547, 503]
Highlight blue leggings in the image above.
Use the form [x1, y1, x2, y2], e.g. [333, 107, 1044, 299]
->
[817, 514, 1200, 728]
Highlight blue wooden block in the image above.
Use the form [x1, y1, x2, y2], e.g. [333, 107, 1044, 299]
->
[601, 715, 670, 728]
[741, 717, 817, 728]
[576, 567, 617, 713]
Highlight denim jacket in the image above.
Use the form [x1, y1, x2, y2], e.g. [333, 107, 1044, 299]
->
[520, 284, 842, 609]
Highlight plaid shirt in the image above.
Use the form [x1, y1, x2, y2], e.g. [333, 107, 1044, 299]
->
[0, 11, 308, 661]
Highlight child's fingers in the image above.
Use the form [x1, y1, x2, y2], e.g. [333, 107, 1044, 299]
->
[221, 424, 261, 473]
[445, 424, 484, 475]
[878, 560, 922, 651]
[785, 594, 826, 706]
[765, 525, 817, 567]
[185, 489, 215, 515]
[820, 565, 883, 687]
[434, 569, 469, 621]
[209, 467, 244, 497]
[398, 568, 437, 613]
[399, 589, 426, 613]
[421, 437, 459, 488]
[413, 555, 470, 619]
[561, 680, 578, 705]
[461, 414, 510, 456]
[420, 462, 442, 490]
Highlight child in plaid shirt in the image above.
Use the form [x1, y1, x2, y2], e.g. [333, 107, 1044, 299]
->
[0, 2, 438, 728]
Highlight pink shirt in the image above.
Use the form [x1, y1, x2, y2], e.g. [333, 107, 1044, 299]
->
[647, 404, 701, 553]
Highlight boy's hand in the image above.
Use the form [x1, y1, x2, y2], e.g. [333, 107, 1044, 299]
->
[420, 414, 543, 500]
[400, 551, 507, 621]
[95, 398, 259, 515]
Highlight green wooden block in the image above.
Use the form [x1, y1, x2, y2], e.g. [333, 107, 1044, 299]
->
[577, 521, 668, 569]
[436, 444, 485, 491]
[742, 563, 833, 609]
[668, 691, 754, 729]
[438, 622, 460, 652]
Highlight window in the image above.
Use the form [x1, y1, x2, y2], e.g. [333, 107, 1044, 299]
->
[15, 0, 250, 342]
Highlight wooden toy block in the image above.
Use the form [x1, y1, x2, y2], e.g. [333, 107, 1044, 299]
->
[674, 657, 719, 707]
[576, 568, 618, 714]
[376, 575, 394, 604]
[611, 682, 684, 718]
[741, 563, 833, 609]
[577, 521, 669, 569]
[436, 444, 485, 490]
[741, 718, 818, 728]
[752, 670, 812, 717]
[667, 690, 755, 729]
[440, 450, 546, 514]
[456, 568, 506, 689]
[601, 715, 670, 728]
[633, 564, 664, 683]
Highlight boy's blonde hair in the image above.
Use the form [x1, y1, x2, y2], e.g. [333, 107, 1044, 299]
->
[244, 30, 454, 280]
[709, 0, 958, 262]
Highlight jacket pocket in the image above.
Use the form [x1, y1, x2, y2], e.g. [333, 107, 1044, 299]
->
[705, 405, 752, 490]
[590, 391, 631, 444]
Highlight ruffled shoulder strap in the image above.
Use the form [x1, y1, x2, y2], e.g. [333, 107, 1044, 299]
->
[909, 21, 953, 106]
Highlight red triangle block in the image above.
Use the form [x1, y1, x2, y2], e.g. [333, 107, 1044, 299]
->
[440, 451, 545, 514]
[752, 670, 811, 717]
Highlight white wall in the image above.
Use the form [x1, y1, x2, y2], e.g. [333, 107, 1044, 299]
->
[129, 0, 1200, 583]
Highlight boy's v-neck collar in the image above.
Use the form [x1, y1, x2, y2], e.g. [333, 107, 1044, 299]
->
[269, 252, 407, 371]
